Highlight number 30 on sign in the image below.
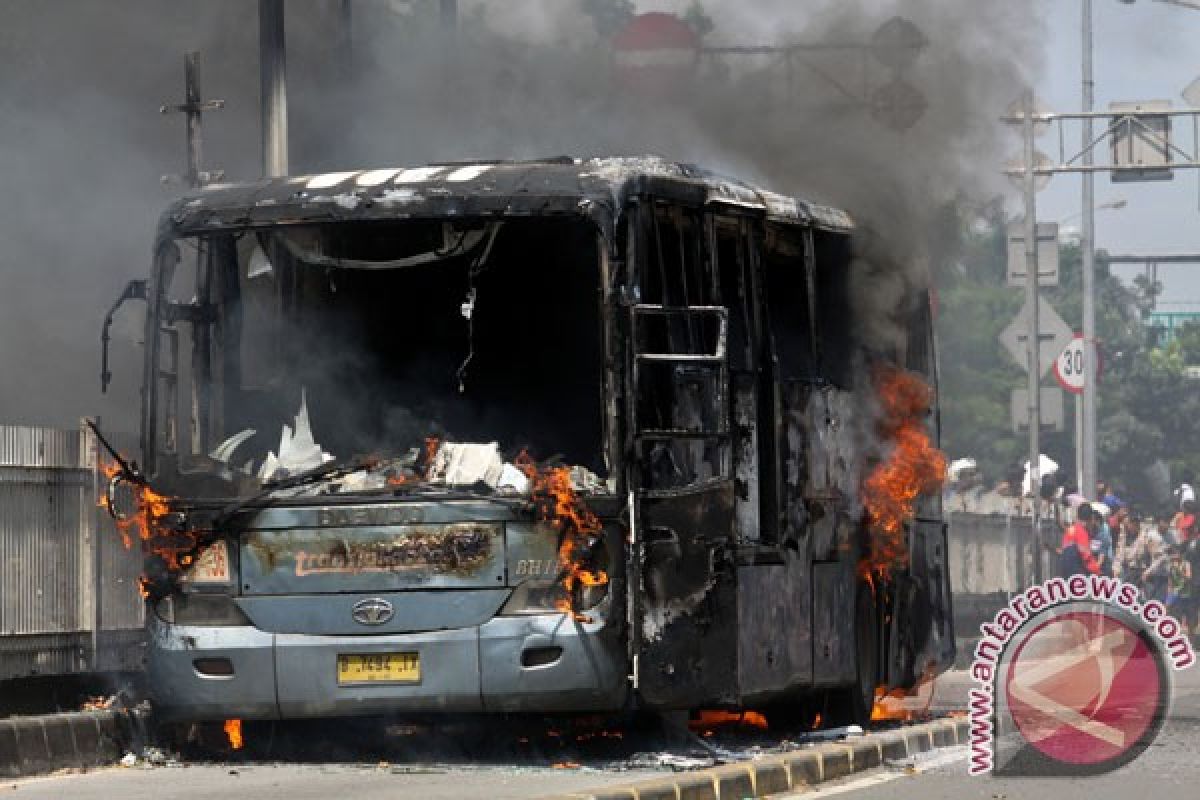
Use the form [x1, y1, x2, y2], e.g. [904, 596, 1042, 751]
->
[1053, 335, 1093, 394]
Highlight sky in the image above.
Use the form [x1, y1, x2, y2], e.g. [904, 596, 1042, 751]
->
[1, 0, 1197, 431]
[594, 0, 1200, 302]
[1035, 0, 1200, 307]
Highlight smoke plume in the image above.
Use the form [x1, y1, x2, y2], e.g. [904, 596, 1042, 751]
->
[0, 0, 1044, 431]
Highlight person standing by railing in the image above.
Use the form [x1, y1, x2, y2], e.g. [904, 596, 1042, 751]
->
[1166, 545, 1194, 636]
[1116, 513, 1145, 580]
[1059, 503, 1100, 577]
[1143, 535, 1171, 604]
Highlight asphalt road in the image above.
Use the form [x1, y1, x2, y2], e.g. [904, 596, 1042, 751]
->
[777, 662, 1200, 800]
[6, 663, 1198, 800]
[2, 763, 664, 800]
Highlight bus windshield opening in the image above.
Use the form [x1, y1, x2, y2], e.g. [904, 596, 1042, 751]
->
[154, 217, 607, 494]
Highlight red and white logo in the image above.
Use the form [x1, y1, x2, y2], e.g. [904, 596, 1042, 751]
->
[612, 13, 700, 95]
[1004, 609, 1167, 770]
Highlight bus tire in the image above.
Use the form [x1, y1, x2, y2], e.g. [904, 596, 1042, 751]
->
[826, 581, 878, 727]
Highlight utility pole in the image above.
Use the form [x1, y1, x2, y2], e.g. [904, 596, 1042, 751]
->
[1081, 0, 1098, 499]
[259, 0, 288, 177]
[159, 52, 224, 188]
[1022, 89, 1042, 560]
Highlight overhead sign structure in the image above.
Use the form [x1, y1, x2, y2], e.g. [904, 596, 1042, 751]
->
[1184, 75, 1200, 109]
[1007, 221, 1060, 287]
[1053, 335, 1103, 395]
[999, 296, 1074, 380]
[1109, 100, 1174, 182]
[1005, 150, 1054, 193]
[1012, 387, 1065, 433]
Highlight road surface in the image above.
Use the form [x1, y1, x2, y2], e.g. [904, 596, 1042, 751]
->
[6, 664, 1198, 799]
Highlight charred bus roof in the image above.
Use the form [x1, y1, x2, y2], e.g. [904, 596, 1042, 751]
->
[157, 156, 855, 240]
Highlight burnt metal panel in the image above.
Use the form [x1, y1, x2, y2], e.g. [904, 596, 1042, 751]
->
[805, 388, 860, 561]
[780, 381, 813, 550]
[160, 157, 855, 242]
[636, 481, 738, 708]
[886, 519, 956, 688]
[731, 374, 760, 542]
[735, 554, 813, 703]
[811, 560, 856, 687]
[239, 523, 506, 595]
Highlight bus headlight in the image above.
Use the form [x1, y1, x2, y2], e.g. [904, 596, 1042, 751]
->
[498, 580, 562, 615]
[155, 593, 251, 626]
[498, 578, 609, 616]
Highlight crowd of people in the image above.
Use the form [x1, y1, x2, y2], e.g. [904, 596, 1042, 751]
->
[1058, 480, 1200, 638]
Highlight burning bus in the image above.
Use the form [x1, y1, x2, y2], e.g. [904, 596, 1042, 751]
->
[101, 156, 953, 726]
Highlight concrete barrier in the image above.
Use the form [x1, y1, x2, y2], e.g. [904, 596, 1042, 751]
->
[0, 710, 136, 777]
[545, 717, 968, 800]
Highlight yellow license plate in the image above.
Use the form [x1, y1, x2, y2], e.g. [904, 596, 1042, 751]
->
[336, 652, 420, 685]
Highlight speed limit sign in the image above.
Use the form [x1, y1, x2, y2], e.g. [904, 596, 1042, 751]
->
[1053, 335, 1095, 394]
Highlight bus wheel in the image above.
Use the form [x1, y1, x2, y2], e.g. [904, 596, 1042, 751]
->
[827, 581, 878, 727]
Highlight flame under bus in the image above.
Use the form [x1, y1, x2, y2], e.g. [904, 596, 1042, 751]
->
[127, 157, 953, 723]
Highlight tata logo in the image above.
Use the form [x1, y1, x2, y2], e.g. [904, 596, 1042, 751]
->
[351, 597, 394, 626]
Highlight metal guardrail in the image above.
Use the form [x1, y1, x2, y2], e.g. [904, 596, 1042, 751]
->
[947, 510, 1057, 645]
[0, 422, 143, 681]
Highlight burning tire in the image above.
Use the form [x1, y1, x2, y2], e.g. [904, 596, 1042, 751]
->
[825, 580, 879, 727]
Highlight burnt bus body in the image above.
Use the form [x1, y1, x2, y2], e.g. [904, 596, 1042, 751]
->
[127, 157, 953, 723]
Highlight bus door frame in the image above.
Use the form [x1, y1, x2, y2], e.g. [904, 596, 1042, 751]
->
[623, 195, 740, 708]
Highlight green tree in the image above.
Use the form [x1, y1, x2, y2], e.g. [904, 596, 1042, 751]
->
[682, 1, 715, 39]
[580, 0, 636, 39]
[937, 215, 1199, 509]
[935, 218, 1027, 482]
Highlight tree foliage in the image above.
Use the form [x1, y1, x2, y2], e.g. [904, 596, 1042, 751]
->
[937, 215, 1200, 511]
[682, 2, 715, 39]
[580, 0, 636, 39]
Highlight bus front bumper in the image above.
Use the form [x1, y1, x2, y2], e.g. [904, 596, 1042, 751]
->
[146, 612, 628, 722]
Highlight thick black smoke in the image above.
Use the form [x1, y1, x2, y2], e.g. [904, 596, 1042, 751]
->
[0, 0, 1043, 432]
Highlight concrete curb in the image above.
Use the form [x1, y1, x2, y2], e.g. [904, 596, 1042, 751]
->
[0, 710, 137, 778]
[546, 717, 968, 800]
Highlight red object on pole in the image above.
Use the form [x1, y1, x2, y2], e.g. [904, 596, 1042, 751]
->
[612, 13, 700, 95]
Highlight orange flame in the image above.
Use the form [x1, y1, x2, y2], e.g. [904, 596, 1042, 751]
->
[869, 665, 937, 722]
[80, 695, 115, 711]
[515, 452, 609, 621]
[223, 719, 244, 750]
[861, 367, 946, 580]
[687, 710, 769, 733]
[99, 458, 200, 597]
[99, 461, 174, 551]
[423, 436, 441, 478]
